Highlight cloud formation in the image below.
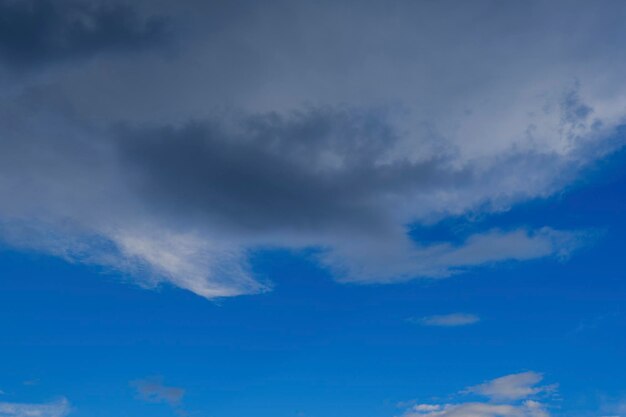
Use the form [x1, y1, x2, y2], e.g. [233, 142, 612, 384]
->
[0, 398, 70, 417]
[402, 372, 554, 417]
[0, 0, 625, 298]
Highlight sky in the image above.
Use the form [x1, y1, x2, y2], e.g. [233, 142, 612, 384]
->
[0, 0, 625, 416]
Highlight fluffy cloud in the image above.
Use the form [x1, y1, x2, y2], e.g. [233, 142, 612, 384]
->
[402, 372, 554, 417]
[0, 0, 625, 298]
[0, 398, 70, 417]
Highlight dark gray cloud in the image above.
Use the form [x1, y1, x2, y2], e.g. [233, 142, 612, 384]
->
[114, 108, 469, 236]
[0, 0, 167, 70]
[0, 0, 624, 297]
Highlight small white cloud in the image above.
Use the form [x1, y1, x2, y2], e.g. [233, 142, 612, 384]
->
[413, 313, 480, 327]
[401, 372, 554, 417]
[405, 401, 549, 417]
[0, 398, 71, 417]
[464, 372, 556, 402]
[131, 377, 185, 406]
[413, 404, 442, 412]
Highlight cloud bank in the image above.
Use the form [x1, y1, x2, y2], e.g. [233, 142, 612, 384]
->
[0, 0, 625, 298]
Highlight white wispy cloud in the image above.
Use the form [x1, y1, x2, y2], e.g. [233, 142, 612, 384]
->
[0, 398, 71, 417]
[401, 372, 554, 417]
[131, 377, 184, 406]
[464, 372, 557, 402]
[404, 400, 549, 417]
[414, 313, 480, 327]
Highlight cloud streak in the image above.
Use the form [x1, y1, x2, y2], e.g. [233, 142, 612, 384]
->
[464, 372, 557, 402]
[132, 377, 185, 406]
[0, 398, 70, 417]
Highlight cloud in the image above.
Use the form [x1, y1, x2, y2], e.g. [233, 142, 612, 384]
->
[464, 372, 557, 402]
[132, 377, 185, 406]
[321, 227, 587, 283]
[404, 401, 549, 417]
[0, 0, 625, 298]
[0, 102, 593, 297]
[401, 372, 554, 417]
[0, 398, 71, 417]
[0, 0, 166, 70]
[414, 314, 480, 327]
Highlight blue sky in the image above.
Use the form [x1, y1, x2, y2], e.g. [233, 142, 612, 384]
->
[1, 1, 626, 416]
[1, 148, 626, 416]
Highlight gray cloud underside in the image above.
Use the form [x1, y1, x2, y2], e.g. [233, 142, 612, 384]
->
[1, 0, 626, 297]
[0, 0, 166, 70]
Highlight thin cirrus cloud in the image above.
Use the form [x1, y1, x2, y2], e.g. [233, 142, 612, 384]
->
[0, 398, 71, 417]
[1, 0, 625, 298]
[402, 371, 555, 417]
[131, 377, 185, 406]
[414, 313, 481, 327]
[131, 377, 186, 416]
